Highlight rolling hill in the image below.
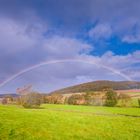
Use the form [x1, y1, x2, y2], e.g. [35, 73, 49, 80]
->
[50, 80, 140, 94]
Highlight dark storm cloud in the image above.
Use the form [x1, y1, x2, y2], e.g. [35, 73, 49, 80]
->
[1, 0, 140, 30]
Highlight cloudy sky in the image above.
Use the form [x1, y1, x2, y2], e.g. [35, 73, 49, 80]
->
[0, 0, 140, 93]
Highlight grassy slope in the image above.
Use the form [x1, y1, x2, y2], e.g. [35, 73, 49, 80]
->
[0, 104, 140, 140]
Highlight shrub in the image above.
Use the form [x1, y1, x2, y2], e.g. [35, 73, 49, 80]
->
[104, 89, 118, 107]
[20, 92, 42, 108]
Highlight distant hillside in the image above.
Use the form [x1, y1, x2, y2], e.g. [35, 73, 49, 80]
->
[0, 93, 18, 98]
[50, 80, 140, 94]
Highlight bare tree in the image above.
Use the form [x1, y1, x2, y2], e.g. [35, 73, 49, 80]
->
[16, 85, 32, 95]
[21, 92, 42, 108]
[16, 85, 42, 108]
[2, 98, 8, 105]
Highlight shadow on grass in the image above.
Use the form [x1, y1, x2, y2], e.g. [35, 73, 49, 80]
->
[24, 106, 45, 109]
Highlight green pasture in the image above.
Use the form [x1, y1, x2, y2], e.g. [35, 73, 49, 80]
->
[0, 104, 140, 140]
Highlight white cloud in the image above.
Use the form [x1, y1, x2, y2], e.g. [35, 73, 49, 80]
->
[43, 36, 93, 59]
[99, 51, 140, 80]
[112, 17, 140, 43]
[122, 35, 140, 43]
[0, 17, 47, 54]
[89, 23, 112, 40]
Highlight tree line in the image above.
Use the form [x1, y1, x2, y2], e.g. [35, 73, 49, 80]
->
[1, 88, 140, 108]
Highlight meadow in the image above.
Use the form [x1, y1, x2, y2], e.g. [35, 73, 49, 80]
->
[0, 104, 140, 140]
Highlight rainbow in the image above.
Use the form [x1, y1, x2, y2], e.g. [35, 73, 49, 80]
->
[0, 58, 132, 88]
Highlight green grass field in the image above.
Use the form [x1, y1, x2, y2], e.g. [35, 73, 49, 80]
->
[0, 104, 140, 140]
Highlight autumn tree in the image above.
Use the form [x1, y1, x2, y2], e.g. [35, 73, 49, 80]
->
[84, 91, 96, 105]
[45, 94, 63, 104]
[118, 93, 131, 107]
[67, 94, 85, 105]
